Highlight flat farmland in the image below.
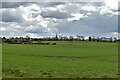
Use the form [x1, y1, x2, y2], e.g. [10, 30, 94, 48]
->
[2, 41, 118, 78]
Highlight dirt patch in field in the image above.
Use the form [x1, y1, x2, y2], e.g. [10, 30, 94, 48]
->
[61, 58, 88, 61]
[32, 55, 89, 61]
[42, 55, 88, 61]
[109, 61, 118, 64]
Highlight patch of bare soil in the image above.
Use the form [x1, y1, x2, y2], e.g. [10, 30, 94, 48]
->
[40, 55, 88, 61]
[61, 58, 87, 61]
[109, 61, 118, 64]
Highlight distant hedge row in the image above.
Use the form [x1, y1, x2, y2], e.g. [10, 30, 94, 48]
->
[9, 43, 56, 45]
[33, 43, 56, 45]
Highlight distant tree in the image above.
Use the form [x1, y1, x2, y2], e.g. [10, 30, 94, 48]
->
[5, 39, 11, 43]
[20, 37, 23, 39]
[76, 35, 81, 41]
[89, 37, 91, 41]
[33, 38, 39, 41]
[59, 36, 63, 41]
[11, 37, 14, 39]
[15, 37, 18, 39]
[81, 36, 84, 41]
[69, 36, 74, 41]
[114, 37, 117, 42]
[118, 39, 120, 42]
[3, 37, 6, 39]
[55, 34, 58, 40]
[26, 35, 30, 39]
[110, 37, 113, 42]
[92, 36, 96, 41]
[96, 37, 100, 42]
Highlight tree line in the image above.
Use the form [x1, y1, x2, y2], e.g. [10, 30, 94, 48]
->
[0, 34, 120, 44]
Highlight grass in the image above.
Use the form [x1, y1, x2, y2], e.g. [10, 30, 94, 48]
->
[2, 41, 118, 78]
[0, 44, 2, 78]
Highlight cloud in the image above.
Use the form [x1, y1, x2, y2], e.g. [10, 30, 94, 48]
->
[54, 11, 118, 36]
[0, 27, 6, 31]
[1, 2, 119, 38]
[68, 13, 86, 21]
[104, 0, 119, 10]
[1, 7, 24, 22]
[81, 4, 97, 11]
[100, 6, 119, 16]
[99, 0, 120, 16]
[41, 11, 71, 19]
[2, 2, 27, 8]
[22, 4, 41, 21]
[25, 25, 45, 33]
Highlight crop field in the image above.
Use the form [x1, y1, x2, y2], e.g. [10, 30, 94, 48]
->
[2, 41, 118, 78]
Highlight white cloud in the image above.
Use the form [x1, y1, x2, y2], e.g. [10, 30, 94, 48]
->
[35, 15, 49, 28]
[58, 3, 81, 13]
[87, 12, 92, 15]
[81, 4, 97, 11]
[25, 33, 38, 38]
[100, 6, 119, 16]
[104, 0, 119, 10]
[22, 4, 41, 21]
[110, 32, 120, 37]
[25, 25, 44, 33]
[68, 13, 85, 21]
[56, 4, 65, 9]
[99, 0, 120, 16]
[0, 27, 6, 31]
[100, 7, 112, 15]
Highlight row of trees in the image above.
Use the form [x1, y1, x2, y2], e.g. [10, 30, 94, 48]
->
[1, 34, 120, 43]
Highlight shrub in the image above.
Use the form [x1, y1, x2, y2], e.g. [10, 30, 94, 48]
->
[46, 43, 50, 45]
[53, 43, 56, 45]
[10, 68, 29, 77]
[39, 43, 45, 45]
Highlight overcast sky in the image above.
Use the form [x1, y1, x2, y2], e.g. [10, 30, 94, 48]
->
[1, 0, 120, 38]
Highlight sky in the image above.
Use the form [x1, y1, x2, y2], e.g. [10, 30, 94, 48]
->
[0, 0, 120, 38]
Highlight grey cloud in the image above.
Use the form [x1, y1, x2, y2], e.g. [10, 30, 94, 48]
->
[56, 21, 99, 35]
[1, 2, 65, 8]
[36, 2, 65, 7]
[61, 3, 81, 13]
[55, 12, 118, 35]
[2, 11, 22, 22]
[41, 11, 71, 19]
[89, 2, 104, 7]
[2, 2, 28, 8]
[85, 12, 118, 32]
[1, 9, 24, 22]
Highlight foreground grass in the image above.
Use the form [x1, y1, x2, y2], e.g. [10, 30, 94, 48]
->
[2, 41, 118, 78]
[0, 44, 2, 78]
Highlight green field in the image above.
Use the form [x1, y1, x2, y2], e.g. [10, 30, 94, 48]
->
[2, 41, 118, 78]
